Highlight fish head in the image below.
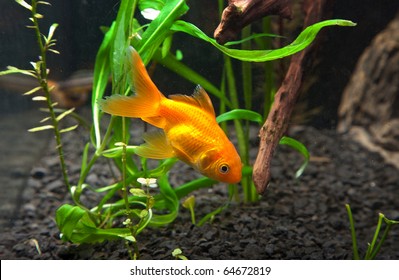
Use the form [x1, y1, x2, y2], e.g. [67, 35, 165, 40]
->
[197, 146, 242, 184]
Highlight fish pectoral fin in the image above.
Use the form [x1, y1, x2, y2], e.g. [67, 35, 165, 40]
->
[172, 145, 195, 167]
[135, 130, 175, 159]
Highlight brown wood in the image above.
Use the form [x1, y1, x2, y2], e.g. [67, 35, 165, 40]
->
[253, 0, 331, 194]
[214, 0, 292, 44]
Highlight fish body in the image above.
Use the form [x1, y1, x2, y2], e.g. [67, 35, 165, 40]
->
[100, 47, 242, 183]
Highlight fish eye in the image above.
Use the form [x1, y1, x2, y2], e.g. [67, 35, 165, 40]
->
[219, 164, 229, 174]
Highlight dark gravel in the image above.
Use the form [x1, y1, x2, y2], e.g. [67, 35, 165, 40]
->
[1, 120, 398, 260]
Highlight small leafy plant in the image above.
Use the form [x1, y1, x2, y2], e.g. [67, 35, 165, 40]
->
[346, 204, 398, 259]
[2, 0, 356, 259]
[0, 0, 78, 204]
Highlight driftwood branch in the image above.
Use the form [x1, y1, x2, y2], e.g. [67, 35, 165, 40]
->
[253, 0, 331, 194]
[214, 0, 292, 44]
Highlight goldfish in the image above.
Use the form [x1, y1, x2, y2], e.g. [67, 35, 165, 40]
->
[100, 47, 242, 183]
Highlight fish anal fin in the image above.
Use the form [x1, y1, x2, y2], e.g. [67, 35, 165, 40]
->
[135, 130, 175, 159]
[169, 85, 215, 117]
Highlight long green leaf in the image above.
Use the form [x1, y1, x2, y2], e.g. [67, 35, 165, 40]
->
[147, 174, 179, 226]
[91, 22, 115, 148]
[279, 136, 310, 178]
[111, 0, 135, 90]
[80, 143, 90, 179]
[224, 32, 283, 46]
[216, 109, 263, 125]
[171, 19, 356, 62]
[101, 145, 138, 158]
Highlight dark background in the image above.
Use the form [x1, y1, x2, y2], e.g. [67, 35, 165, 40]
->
[0, 0, 398, 127]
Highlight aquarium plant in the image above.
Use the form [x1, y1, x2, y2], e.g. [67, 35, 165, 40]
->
[346, 204, 398, 260]
[1, 0, 356, 259]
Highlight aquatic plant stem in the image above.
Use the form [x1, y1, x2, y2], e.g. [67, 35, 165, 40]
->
[224, 56, 257, 202]
[367, 214, 397, 260]
[121, 117, 140, 259]
[261, 17, 275, 119]
[345, 204, 360, 260]
[369, 221, 392, 260]
[241, 25, 259, 203]
[76, 116, 117, 195]
[365, 212, 383, 259]
[241, 25, 252, 163]
[242, 26, 252, 112]
[30, 0, 74, 201]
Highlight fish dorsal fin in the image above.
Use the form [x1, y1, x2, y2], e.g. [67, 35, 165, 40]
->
[169, 85, 215, 117]
[135, 130, 175, 159]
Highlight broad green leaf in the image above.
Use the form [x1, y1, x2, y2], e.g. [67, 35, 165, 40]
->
[56, 204, 87, 241]
[137, 0, 189, 64]
[56, 204, 135, 244]
[171, 19, 356, 62]
[111, 0, 135, 91]
[279, 136, 309, 178]
[216, 109, 263, 125]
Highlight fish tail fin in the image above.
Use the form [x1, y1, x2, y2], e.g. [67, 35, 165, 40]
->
[100, 46, 164, 120]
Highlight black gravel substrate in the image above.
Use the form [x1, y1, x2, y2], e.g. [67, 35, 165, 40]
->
[1, 121, 398, 260]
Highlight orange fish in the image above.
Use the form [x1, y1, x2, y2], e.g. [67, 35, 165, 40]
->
[100, 47, 242, 183]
